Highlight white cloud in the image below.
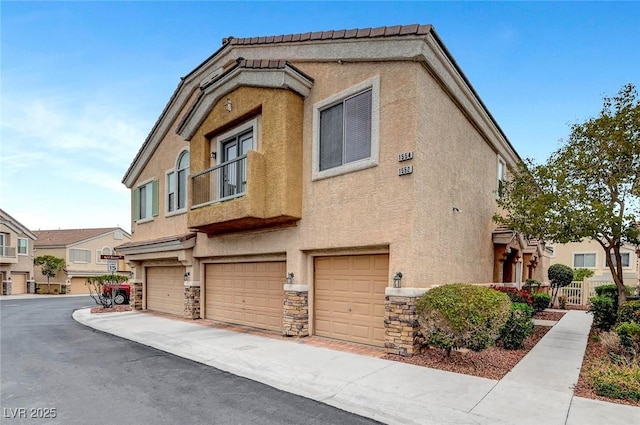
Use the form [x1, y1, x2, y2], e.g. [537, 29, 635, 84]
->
[1, 87, 148, 232]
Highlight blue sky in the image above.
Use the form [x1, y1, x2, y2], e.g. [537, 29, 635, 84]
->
[2, 1, 639, 232]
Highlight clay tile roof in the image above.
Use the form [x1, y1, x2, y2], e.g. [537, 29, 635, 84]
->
[210, 58, 313, 84]
[344, 28, 358, 38]
[223, 24, 432, 47]
[385, 25, 401, 36]
[333, 29, 346, 38]
[369, 27, 386, 37]
[33, 228, 126, 247]
[400, 24, 419, 35]
[356, 28, 371, 38]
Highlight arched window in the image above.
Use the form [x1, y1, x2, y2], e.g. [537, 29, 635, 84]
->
[167, 150, 190, 213]
[97, 247, 112, 264]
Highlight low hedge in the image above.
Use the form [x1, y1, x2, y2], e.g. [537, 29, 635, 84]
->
[532, 293, 551, 312]
[618, 300, 640, 324]
[588, 295, 618, 331]
[499, 302, 534, 349]
[587, 360, 640, 401]
[417, 283, 511, 355]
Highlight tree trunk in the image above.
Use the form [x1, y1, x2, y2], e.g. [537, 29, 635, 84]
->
[609, 244, 627, 308]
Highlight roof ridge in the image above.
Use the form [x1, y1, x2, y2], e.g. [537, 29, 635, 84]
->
[223, 24, 431, 47]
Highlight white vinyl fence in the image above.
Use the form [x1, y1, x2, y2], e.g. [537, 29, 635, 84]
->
[558, 279, 613, 306]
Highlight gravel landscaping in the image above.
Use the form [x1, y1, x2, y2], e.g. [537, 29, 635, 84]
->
[384, 325, 551, 380]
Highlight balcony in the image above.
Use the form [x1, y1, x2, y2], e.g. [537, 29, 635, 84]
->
[192, 155, 247, 208]
[188, 150, 301, 235]
[0, 246, 18, 264]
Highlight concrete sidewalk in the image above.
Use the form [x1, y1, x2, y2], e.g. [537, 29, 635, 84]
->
[73, 309, 639, 425]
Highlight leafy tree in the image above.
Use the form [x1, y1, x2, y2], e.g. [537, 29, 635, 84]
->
[573, 268, 595, 282]
[33, 255, 66, 285]
[495, 83, 640, 309]
[86, 274, 129, 308]
[548, 264, 574, 308]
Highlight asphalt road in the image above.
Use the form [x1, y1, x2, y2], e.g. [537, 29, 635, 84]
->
[1, 297, 380, 425]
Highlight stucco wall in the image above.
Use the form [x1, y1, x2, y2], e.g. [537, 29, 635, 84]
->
[188, 86, 304, 231]
[65, 231, 130, 273]
[130, 89, 199, 242]
[0, 223, 35, 277]
[551, 239, 639, 281]
[410, 66, 498, 286]
[191, 60, 502, 289]
[33, 247, 67, 284]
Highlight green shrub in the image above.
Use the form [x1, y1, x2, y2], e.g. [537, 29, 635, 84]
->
[595, 284, 634, 299]
[589, 295, 617, 331]
[559, 295, 568, 309]
[595, 284, 619, 299]
[573, 268, 594, 281]
[615, 321, 640, 358]
[417, 284, 511, 355]
[587, 360, 640, 401]
[523, 279, 541, 292]
[532, 293, 551, 312]
[618, 301, 640, 324]
[499, 302, 534, 349]
[548, 264, 574, 287]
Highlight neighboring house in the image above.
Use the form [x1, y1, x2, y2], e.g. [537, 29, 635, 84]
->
[118, 24, 546, 356]
[549, 240, 640, 283]
[32, 228, 131, 294]
[0, 209, 37, 295]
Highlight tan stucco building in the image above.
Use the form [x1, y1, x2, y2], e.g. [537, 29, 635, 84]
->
[118, 25, 546, 355]
[549, 239, 640, 283]
[1, 209, 37, 294]
[33, 228, 131, 294]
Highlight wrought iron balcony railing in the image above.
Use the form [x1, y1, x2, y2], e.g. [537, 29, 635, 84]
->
[191, 155, 247, 208]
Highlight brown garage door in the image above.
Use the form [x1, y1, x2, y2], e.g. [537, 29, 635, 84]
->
[205, 262, 285, 331]
[314, 254, 388, 347]
[146, 266, 184, 316]
[70, 277, 91, 295]
[11, 273, 27, 294]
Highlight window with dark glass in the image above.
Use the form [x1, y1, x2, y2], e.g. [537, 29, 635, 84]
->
[319, 89, 372, 171]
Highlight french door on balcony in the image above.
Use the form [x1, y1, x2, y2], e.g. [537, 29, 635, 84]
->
[220, 129, 253, 198]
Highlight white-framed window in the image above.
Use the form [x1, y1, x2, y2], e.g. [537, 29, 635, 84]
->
[606, 252, 630, 268]
[70, 248, 91, 263]
[573, 253, 596, 268]
[17, 238, 28, 255]
[133, 179, 158, 222]
[166, 150, 190, 214]
[497, 156, 506, 199]
[96, 247, 112, 264]
[210, 119, 258, 201]
[312, 76, 380, 180]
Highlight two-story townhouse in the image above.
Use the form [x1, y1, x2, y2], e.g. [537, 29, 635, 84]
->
[1, 209, 38, 295]
[550, 240, 640, 283]
[32, 228, 131, 294]
[118, 24, 547, 356]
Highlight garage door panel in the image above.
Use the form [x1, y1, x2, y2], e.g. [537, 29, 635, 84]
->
[70, 277, 91, 295]
[11, 274, 27, 294]
[146, 266, 184, 316]
[206, 261, 284, 332]
[314, 254, 388, 347]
